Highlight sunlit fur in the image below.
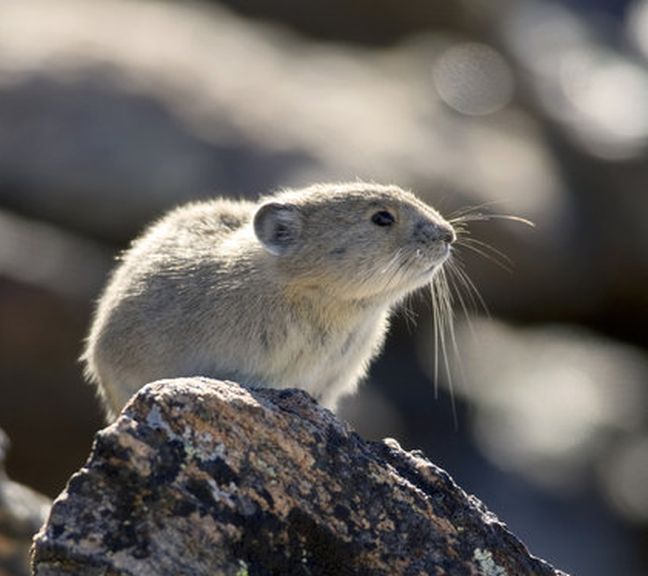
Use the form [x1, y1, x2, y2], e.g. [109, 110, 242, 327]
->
[82, 182, 456, 419]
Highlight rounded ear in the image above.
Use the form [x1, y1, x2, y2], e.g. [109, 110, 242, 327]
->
[253, 202, 302, 255]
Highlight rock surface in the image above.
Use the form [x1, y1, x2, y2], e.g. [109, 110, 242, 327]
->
[32, 378, 567, 576]
[0, 428, 51, 576]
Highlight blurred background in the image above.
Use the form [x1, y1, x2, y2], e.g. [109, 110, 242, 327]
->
[0, 0, 647, 574]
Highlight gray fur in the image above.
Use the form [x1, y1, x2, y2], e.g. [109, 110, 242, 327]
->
[82, 182, 455, 419]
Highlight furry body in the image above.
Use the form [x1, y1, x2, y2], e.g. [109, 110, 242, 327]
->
[83, 182, 455, 418]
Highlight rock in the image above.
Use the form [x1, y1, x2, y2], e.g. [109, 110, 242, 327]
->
[0, 273, 107, 498]
[419, 318, 648, 496]
[0, 0, 567, 246]
[217, 0, 465, 46]
[0, 209, 112, 302]
[0, 428, 51, 576]
[32, 378, 568, 576]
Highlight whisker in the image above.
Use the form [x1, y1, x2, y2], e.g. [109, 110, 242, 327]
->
[450, 213, 535, 228]
[365, 248, 404, 297]
[380, 249, 402, 275]
[383, 251, 412, 293]
[446, 259, 479, 314]
[445, 259, 476, 336]
[435, 268, 459, 428]
[400, 292, 418, 331]
[429, 280, 440, 396]
[458, 237, 513, 265]
[425, 206, 530, 426]
[446, 200, 507, 221]
[450, 256, 491, 318]
[455, 240, 512, 273]
[451, 222, 469, 234]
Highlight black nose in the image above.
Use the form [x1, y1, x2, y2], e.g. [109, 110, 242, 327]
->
[414, 220, 456, 245]
[439, 225, 456, 244]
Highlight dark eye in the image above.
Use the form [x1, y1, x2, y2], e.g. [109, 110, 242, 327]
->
[371, 210, 395, 227]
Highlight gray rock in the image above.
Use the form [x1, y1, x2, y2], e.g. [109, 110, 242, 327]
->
[0, 428, 51, 576]
[0, 0, 566, 246]
[32, 378, 568, 576]
[419, 319, 648, 496]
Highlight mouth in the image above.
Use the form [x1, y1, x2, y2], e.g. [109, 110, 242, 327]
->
[421, 262, 441, 278]
[419, 260, 443, 280]
[420, 245, 451, 274]
[412, 250, 450, 278]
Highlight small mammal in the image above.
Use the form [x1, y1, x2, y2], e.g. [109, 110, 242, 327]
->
[83, 182, 455, 419]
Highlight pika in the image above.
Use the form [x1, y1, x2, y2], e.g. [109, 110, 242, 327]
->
[83, 182, 455, 419]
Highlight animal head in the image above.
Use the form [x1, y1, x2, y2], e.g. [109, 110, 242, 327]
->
[253, 182, 455, 301]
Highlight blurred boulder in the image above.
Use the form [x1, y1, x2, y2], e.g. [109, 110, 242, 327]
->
[32, 378, 568, 576]
[217, 0, 465, 45]
[501, 0, 648, 162]
[496, 0, 648, 328]
[0, 210, 110, 496]
[0, 428, 51, 576]
[0, 1, 645, 322]
[0, 209, 112, 301]
[1, 0, 623, 327]
[418, 318, 648, 498]
[0, 1, 567, 251]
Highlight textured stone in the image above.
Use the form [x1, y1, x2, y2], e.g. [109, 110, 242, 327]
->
[32, 378, 568, 576]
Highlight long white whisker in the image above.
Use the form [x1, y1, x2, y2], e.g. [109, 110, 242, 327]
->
[383, 251, 411, 293]
[458, 237, 513, 265]
[380, 249, 402, 275]
[436, 267, 458, 427]
[400, 292, 418, 331]
[445, 260, 476, 337]
[429, 206, 529, 426]
[430, 279, 440, 396]
[448, 258, 479, 313]
[446, 200, 506, 221]
[456, 240, 512, 273]
[450, 213, 535, 227]
[360, 248, 401, 298]
[449, 257, 491, 318]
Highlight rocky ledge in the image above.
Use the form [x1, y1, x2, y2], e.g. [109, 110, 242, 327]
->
[0, 428, 51, 576]
[31, 378, 568, 576]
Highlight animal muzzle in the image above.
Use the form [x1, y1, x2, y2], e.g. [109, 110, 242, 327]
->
[413, 220, 456, 246]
